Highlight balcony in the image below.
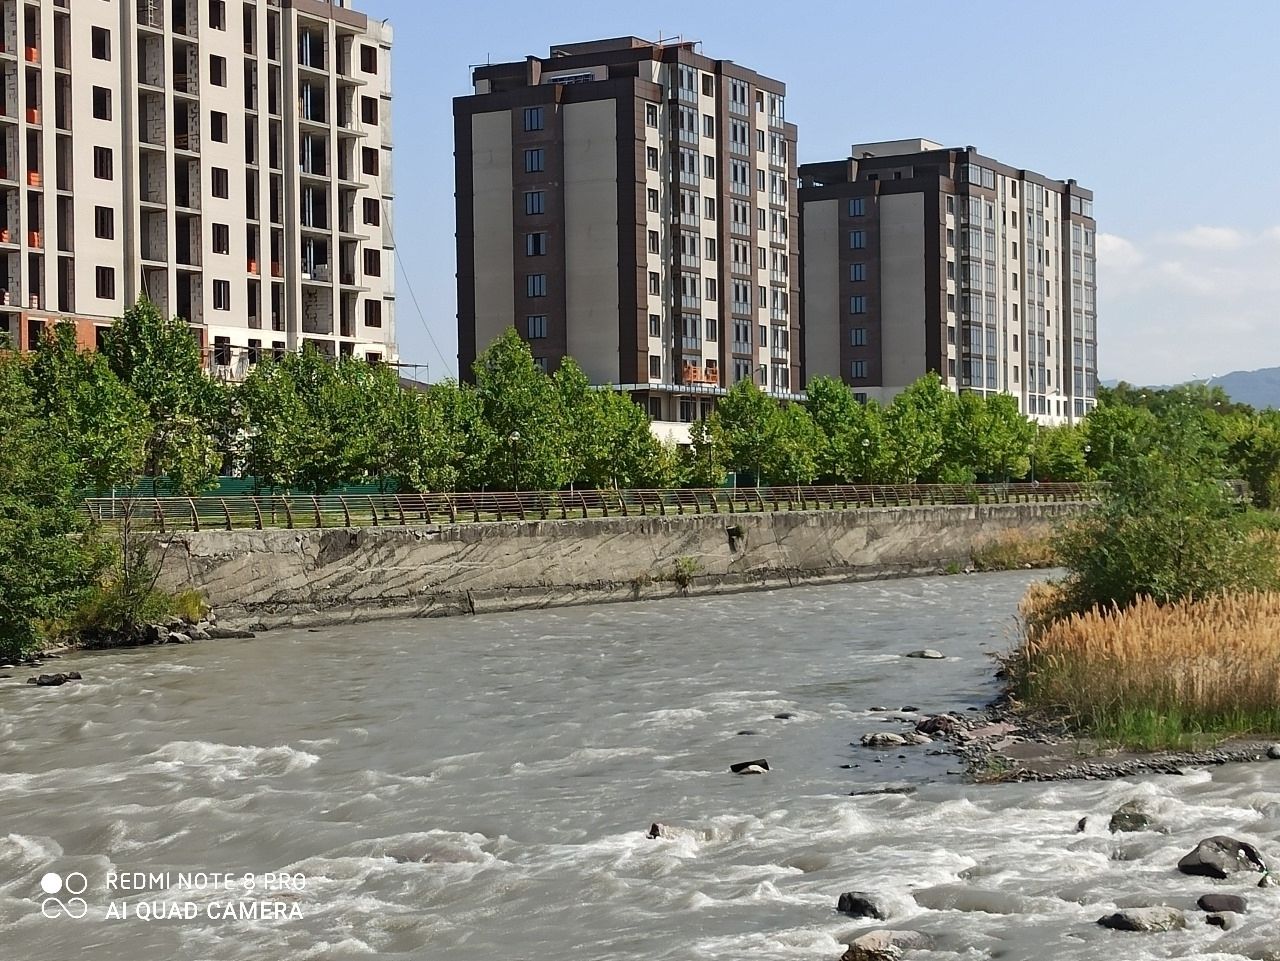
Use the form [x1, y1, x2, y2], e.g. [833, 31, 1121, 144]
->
[682, 362, 718, 385]
[27, 229, 41, 248]
[137, 0, 164, 29]
[24, 47, 38, 65]
[26, 170, 40, 187]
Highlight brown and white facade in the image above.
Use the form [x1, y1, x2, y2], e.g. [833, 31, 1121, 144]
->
[0, 0, 395, 373]
[454, 37, 801, 426]
[800, 139, 1097, 424]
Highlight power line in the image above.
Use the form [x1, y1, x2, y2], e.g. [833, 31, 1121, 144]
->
[380, 193, 456, 380]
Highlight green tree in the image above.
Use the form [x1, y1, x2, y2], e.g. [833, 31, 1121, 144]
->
[0, 353, 111, 656]
[472, 328, 565, 490]
[805, 376, 890, 482]
[99, 299, 226, 492]
[764, 404, 821, 486]
[684, 419, 727, 488]
[1225, 411, 1280, 508]
[1056, 407, 1275, 613]
[429, 380, 488, 492]
[714, 380, 777, 485]
[883, 373, 952, 482]
[1031, 424, 1089, 482]
[26, 322, 149, 493]
[1083, 401, 1159, 474]
[943, 392, 1035, 482]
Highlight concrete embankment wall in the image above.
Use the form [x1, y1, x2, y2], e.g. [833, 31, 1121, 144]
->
[151, 502, 1088, 629]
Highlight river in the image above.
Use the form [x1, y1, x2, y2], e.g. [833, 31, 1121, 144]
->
[1, 571, 1276, 960]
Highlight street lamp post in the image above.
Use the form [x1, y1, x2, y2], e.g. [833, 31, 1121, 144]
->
[508, 430, 522, 492]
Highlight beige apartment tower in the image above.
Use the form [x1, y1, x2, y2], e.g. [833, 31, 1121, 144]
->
[800, 140, 1097, 424]
[455, 37, 801, 424]
[0, 0, 395, 373]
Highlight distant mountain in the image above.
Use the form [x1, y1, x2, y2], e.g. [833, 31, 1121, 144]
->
[1101, 367, 1280, 410]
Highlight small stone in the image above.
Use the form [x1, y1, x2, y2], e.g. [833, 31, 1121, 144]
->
[34, 673, 68, 687]
[1205, 912, 1238, 930]
[736, 730, 760, 736]
[66, 671, 82, 680]
[869, 706, 888, 712]
[902, 733, 932, 745]
[916, 715, 959, 735]
[167, 632, 191, 645]
[836, 891, 891, 920]
[1096, 907, 1187, 932]
[899, 706, 919, 713]
[1260, 872, 1280, 888]
[205, 626, 257, 639]
[1076, 817, 1089, 833]
[905, 650, 945, 659]
[1267, 744, 1280, 760]
[773, 711, 798, 720]
[730, 758, 769, 774]
[860, 732, 907, 748]
[187, 626, 211, 641]
[1197, 894, 1247, 914]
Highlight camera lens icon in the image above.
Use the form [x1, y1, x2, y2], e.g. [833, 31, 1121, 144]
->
[40, 871, 89, 919]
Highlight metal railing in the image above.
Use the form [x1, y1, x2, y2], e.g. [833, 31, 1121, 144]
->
[81, 483, 1092, 534]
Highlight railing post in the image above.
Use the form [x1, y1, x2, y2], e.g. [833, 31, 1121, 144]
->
[578, 490, 589, 519]
[601, 492, 610, 517]
[559, 491, 568, 520]
[283, 497, 294, 529]
[516, 493, 526, 521]
[339, 496, 352, 527]
[394, 494, 406, 525]
[155, 498, 167, 533]
[252, 496, 264, 530]
[187, 498, 199, 532]
[312, 496, 323, 528]
[218, 497, 232, 531]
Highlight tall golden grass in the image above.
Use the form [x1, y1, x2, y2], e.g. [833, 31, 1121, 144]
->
[1012, 584, 1280, 746]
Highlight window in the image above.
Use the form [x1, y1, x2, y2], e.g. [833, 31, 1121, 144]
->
[213, 280, 231, 310]
[91, 26, 111, 60]
[527, 314, 547, 339]
[849, 230, 865, 249]
[525, 148, 544, 173]
[209, 0, 226, 29]
[851, 360, 867, 379]
[364, 300, 383, 327]
[364, 249, 381, 277]
[705, 237, 716, 261]
[850, 263, 865, 282]
[363, 197, 381, 225]
[94, 206, 114, 240]
[848, 197, 865, 217]
[527, 274, 547, 297]
[703, 114, 715, 137]
[210, 55, 227, 86]
[95, 266, 115, 299]
[647, 230, 660, 254]
[649, 355, 662, 380]
[92, 87, 112, 121]
[705, 279, 718, 302]
[362, 147, 379, 175]
[524, 190, 545, 216]
[93, 147, 113, 180]
[647, 188, 659, 213]
[702, 73, 714, 96]
[211, 111, 227, 142]
[645, 147, 658, 171]
[851, 327, 867, 346]
[247, 339, 262, 365]
[212, 223, 229, 254]
[360, 44, 378, 74]
[523, 106, 544, 132]
[525, 232, 548, 256]
[703, 155, 715, 179]
[648, 314, 661, 337]
[361, 96, 379, 125]
[272, 341, 286, 360]
[645, 103, 658, 127]
[704, 197, 715, 220]
[648, 272, 660, 295]
[849, 295, 867, 314]
[213, 336, 231, 365]
[211, 167, 229, 198]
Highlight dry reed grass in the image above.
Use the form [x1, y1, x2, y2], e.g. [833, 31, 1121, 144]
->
[970, 529, 1058, 572]
[1011, 584, 1280, 746]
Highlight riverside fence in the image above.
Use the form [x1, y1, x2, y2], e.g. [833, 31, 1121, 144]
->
[81, 483, 1093, 533]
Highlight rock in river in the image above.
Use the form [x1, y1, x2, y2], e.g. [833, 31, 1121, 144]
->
[730, 758, 769, 775]
[860, 732, 907, 748]
[1096, 907, 1187, 932]
[1109, 799, 1158, 833]
[836, 890, 892, 920]
[1267, 744, 1280, 760]
[1178, 836, 1267, 879]
[1197, 893, 1247, 914]
[905, 649, 945, 659]
[840, 929, 931, 961]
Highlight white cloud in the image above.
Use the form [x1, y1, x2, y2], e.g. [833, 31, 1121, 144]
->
[1165, 225, 1247, 250]
[1097, 227, 1280, 384]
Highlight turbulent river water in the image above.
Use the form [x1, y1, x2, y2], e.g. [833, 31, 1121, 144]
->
[1, 571, 1277, 961]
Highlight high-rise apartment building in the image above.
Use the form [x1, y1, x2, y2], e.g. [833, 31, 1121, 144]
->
[454, 37, 801, 424]
[800, 140, 1097, 423]
[0, 0, 395, 374]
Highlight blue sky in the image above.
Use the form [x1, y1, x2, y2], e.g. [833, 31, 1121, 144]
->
[365, 0, 1280, 386]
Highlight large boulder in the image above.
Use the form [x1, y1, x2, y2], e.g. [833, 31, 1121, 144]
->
[1096, 907, 1187, 932]
[1267, 744, 1280, 760]
[1197, 893, 1247, 914]
[1178, 836, 1267, 879]
[1109, 800, 1157, 833]
[915, 715, 959, 736]
[840, 929, 932, 961]
[836, 891, 892, 920]
[729, 758, 769, 775]
[905, 649, 945, 659]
